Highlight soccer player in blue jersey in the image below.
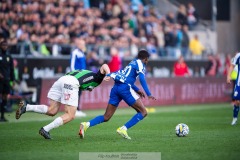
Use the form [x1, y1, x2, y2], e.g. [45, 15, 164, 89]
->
[15, 64, 110, 139]
[79, 50, 156, 140]
[227, 52, 240, 125]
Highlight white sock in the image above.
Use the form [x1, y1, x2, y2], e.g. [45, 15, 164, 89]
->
[26, 104, 48, 114]
[43, 117, 63, 132]
[86, 122, 90, 128]
[121, 126, 127, 130]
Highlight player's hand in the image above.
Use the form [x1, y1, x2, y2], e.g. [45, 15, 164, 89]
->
[227, 76, 231, 84]
[148, 95, 157, 100]
[104, 76, 111, 81]
[136, 90, 145, 98]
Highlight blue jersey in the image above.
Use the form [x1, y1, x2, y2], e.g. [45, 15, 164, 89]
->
[231, 53, 240, 85]
[110, 59, 145, 86]
[109, 58, 151, 97]
[70, 48, 86, 71]
[108, 58, 151, 106]
[231, 52, 240, 99]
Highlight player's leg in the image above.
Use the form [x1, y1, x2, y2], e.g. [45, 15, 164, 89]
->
[117, 86, 147, 139]
[0, 93, 8, 122]
[1, 81, 11, 122]
[15, 98, 60, 119]
[39, 104, 77, 139]
[124, 98, 147, 129]
[39, 75, 79, 139]
[231, 84, 240, 125]
[16, 76, 66, 119]
[79, 104, 117, 139]
[231, 100, 239, 125]
[75, 90, 86, 117]
[79, 85, 120, 138]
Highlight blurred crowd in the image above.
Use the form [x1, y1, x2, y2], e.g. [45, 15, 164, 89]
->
[0, 0, 202, 59]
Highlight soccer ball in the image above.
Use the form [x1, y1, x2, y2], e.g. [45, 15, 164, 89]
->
[175, 123, 189, 137]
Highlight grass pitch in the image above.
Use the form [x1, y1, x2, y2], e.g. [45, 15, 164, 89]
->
[0, 103, 240, 160]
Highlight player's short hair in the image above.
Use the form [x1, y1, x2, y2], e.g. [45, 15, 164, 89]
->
[137, 49, 150, 60]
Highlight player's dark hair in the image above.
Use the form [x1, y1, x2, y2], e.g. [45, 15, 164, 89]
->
[137, 49, 150, 60]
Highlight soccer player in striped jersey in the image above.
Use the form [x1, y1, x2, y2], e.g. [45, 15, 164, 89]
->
[79, 50, 156, 140]
[15, 64, 110, 139]
[227, 52, 240, 125]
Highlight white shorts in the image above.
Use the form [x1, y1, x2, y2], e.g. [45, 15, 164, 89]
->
[47, 75, 79, 107]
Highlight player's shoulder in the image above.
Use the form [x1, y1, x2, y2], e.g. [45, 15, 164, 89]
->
[129, 59, 144, 66]
[234, 52, 240, 58]
[72, 48, 84, 56]
[232, 52, 240, 63]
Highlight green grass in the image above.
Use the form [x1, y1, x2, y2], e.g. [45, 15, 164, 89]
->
[0, 103, 240, 160]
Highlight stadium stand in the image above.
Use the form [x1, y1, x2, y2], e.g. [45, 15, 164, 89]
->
[0, 0, 212, 59]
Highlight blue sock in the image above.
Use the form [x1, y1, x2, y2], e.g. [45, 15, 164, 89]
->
[124, 112, 144, 129]
[233, 105, 239, 118]
[89, 115, 104, 127]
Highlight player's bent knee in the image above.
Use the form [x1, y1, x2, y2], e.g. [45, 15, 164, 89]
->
[70, 115, 75, 121]
[235, 100, 240, 106]
[47, 110, 57, 116]
[48, 112, 57, 116]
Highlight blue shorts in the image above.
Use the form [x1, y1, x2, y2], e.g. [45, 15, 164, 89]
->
[108, 83, 139, 107]
[233, 84, 240, 100]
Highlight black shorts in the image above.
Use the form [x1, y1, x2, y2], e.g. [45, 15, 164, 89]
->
[0, 80, 11, 95]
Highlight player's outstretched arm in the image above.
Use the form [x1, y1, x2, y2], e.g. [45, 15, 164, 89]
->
[227, 64, 234, 84]
[100, 64, 111, 81]
[139, 72, 157, 101]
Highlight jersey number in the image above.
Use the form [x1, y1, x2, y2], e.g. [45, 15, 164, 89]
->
[122, 66, 132, 77]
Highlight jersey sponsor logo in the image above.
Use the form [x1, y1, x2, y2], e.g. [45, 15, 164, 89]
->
[83, 76, 93, 83]
[64, 84, 73, 90]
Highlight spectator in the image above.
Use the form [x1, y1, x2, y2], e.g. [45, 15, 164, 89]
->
[0, 0, 192, 59]
[189, 34, 204, 59]
[223, 54, 232, 76]
[164, 25, 178, 58]
[12, 59, 37, 103]
[153, 23, 165, 57]
[181, 25, 190, 58]
[108, 47, 122, 72]
[166, 12, 175, 24]
[187, 2, 199, 30]
[176, 4, 188, 26]
[205, 54, 217, 76]
[86, 50, 102, 72]
[173, 55, 190, 77]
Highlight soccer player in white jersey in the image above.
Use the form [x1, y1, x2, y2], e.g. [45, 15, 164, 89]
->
[227, 52, 240, 125]
[15, 64, 110, 139]
[79, 50, 156, 140]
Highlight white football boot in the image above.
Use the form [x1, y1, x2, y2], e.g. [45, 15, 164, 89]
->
[231, 118, 237, 125]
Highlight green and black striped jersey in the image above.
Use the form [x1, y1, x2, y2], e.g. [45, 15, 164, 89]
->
[66, 69, 105, 90]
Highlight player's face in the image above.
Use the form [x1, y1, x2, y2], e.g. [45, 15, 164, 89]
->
[143, 57, 149, 65]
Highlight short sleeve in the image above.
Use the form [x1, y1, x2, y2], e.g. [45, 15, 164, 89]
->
[136, 59, 145, 75]
[231, 52, 240, 65]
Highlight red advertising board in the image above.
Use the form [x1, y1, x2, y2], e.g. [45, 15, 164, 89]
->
[40, 77, 231, 110]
